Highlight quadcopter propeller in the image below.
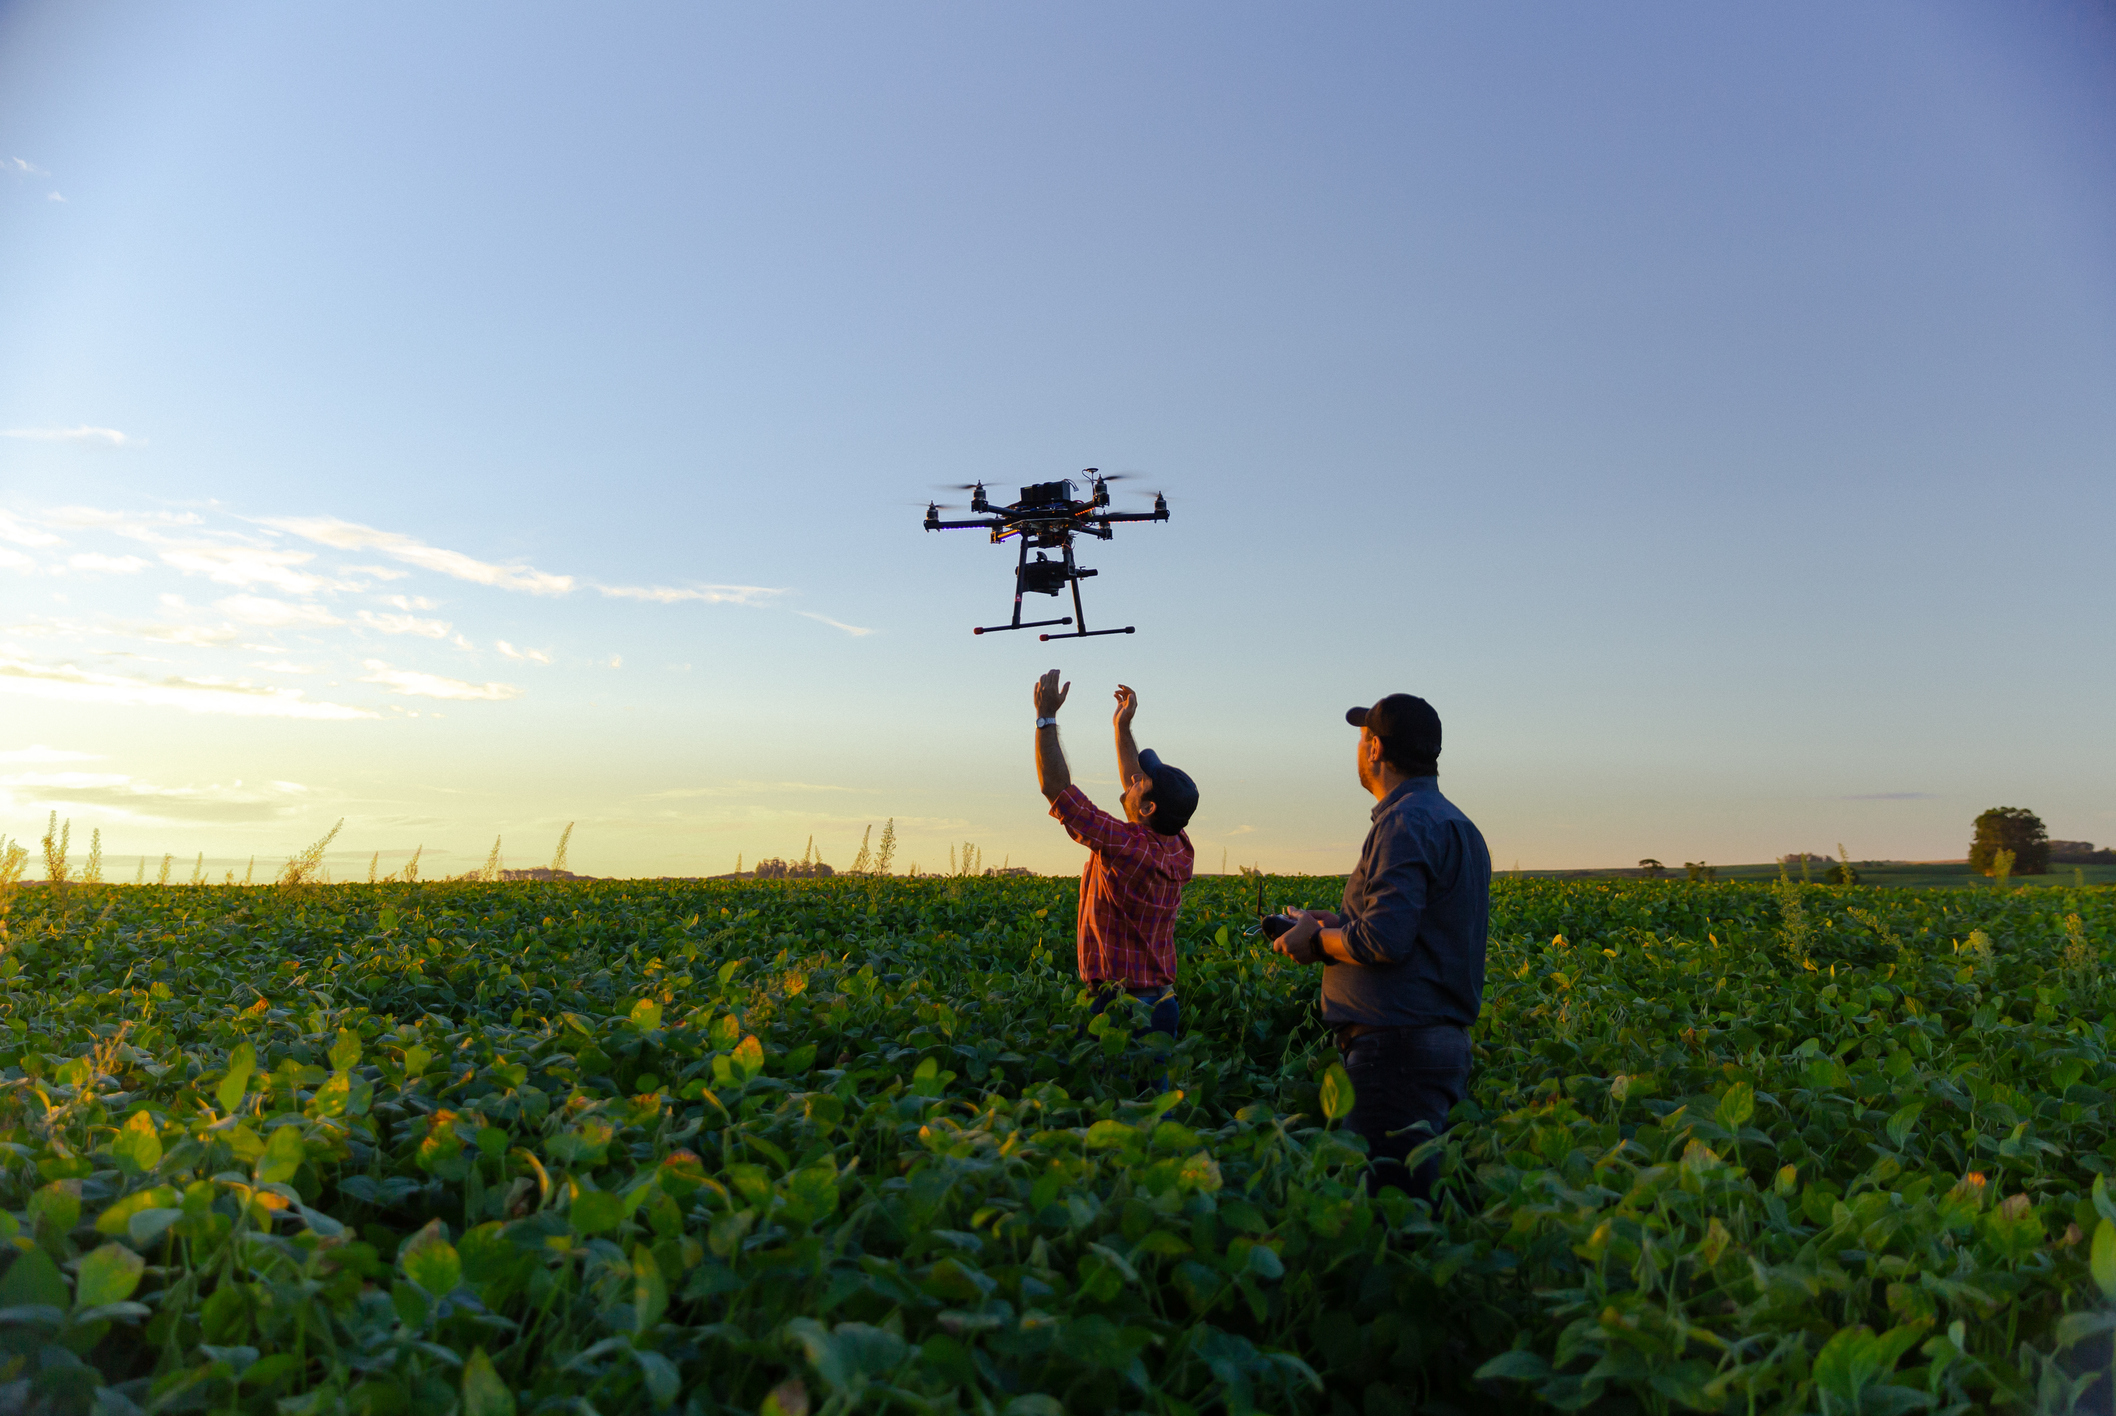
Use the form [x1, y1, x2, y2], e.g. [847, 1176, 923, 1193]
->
[932, 482, 993, 492]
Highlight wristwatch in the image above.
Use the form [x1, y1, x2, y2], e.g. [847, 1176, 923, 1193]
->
[1035, 716, 1059, 729]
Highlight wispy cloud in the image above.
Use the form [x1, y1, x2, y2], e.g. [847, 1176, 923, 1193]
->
[42, 506, 202, 541]
[357, 610, 451, 638]
[66, 553, 149, 574]
[160, 544, 339, 594]
[0, 512, 61, 548]
[0, 745, 102, 764]
[2, 426, 131, 447]
[3, 157, 49, 177]
[797, 611, 875, 637]
[0, 656, 374, 719]
[0, 550, 36, 573]
[597, 583, 783, 606]
[263, 517, 573, 595]
[382, 594, 438, 610]
[1839, 791, 1937, 801]
[360, 660, 521, 701]
[0, 770, 309, 823]
[496, 640, 553, 664]
[216, 595, 343, 629]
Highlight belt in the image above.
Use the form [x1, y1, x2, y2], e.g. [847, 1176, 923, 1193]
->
[1334, 1022, 1394, 1047]
[1334, 1021, 1466, 1048]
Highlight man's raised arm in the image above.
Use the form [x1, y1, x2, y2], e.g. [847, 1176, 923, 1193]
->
[1113, 683, 1143, 786]
[1035, 669, 1072, 803]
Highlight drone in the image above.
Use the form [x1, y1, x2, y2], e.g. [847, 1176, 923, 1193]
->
[923, 469, 1169, 639]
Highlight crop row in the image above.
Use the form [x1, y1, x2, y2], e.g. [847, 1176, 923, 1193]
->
[0, 874, 2109, 1414]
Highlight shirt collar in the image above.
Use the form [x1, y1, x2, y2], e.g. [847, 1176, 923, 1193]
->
[1371, 775, 1439, 821]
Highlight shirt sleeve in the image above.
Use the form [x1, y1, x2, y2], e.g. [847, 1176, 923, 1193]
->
[1338, 816, 1428, 965]
[1050, 785, 1137, 857]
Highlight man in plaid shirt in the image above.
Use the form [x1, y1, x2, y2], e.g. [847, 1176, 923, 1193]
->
[1033, 669, 1198, 1038]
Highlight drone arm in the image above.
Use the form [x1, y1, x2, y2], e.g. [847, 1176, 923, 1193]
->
[1087, 510, 1169, 525]
[927, 517, 1008, 531]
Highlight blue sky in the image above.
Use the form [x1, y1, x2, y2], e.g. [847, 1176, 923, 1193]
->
[2, 2, 2112, 878]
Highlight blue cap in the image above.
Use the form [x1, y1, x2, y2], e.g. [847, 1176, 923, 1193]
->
[1137, 749, 1198, 833]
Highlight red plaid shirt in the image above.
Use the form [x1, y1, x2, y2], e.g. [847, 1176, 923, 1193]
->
[1050, 784, 1194, 987]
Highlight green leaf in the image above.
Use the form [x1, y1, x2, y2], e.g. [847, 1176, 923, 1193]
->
[631, 1248, 667, 1334]
[255, 1124, 306, 1185]
[785, 1318, 908, 1396]
[1716, 1081, 1754, 1130]
[402, 1044, 432, 1079]
[330, 1028, 363, 1072]
[2093, 1218, 2116, 1299]
[31, 1181, 81, 1235]
[633, 1349, 680, 1407]
[732, 1035, 765, 1082]
[95, 1185, 179, 1238]
[217, 1042, 256, 1114]
[0, 1245, 68, 1309]
[1319, 1063, 1355, 1122]
[111, 1112, 163, 1175]
[74, 1242, 146, 1309]
[462, 1347, 517, 1416]
[1885, 1102, 1924, 1149]
[403, 1230, 463, 1296]
[1244, 1244, 1284, 1280]
[1475, 1350, 1553, 1382]
[630, 998, 663, 1032]
[1005, 1399, 1067, 1416]
[570, 1189, 624, 1235]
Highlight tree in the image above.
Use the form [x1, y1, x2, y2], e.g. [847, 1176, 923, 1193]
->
[1638, 859, 1665, 878]
[1969, 807, 2048, 876]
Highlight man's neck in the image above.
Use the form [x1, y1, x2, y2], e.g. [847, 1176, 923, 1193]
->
[1368, 765, 1413, 802]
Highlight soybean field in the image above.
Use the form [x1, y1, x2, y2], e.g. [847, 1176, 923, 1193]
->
[0, 872, 2112, 1415]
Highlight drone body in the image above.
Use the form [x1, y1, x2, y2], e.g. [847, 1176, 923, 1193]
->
[923, 469, 1169, 640]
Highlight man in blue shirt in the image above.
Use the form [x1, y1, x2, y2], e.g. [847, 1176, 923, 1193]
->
[1274, 693, 1490, 1201]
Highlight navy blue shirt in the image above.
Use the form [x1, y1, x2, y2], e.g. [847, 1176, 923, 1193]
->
[1321, 776, 1491, 1028]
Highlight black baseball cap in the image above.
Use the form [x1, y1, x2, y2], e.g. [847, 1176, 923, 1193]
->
[1345, 694, 1442, 759]
[1137, 749, 1198, 833]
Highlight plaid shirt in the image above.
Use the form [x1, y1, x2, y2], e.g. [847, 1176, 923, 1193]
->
[1050, 784, 1194, 987]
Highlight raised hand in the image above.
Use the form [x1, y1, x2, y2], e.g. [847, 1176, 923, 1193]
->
[1113, 683, 1138, 730]
[1034, 669, 1070, 718]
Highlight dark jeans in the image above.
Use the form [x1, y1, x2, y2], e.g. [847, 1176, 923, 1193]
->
[1336, 1024, 1471, 1202]
[1087, 983, 1178, 1039]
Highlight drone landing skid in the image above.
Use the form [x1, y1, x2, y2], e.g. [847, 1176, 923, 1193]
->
[973, 617, 1071, 636]
[1039, 626, 1135, 641]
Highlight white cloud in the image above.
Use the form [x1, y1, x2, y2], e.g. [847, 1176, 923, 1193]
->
[383, 594, 438, 610]
[798, 611, 875, 637]
[0, 745, 101, 764]
[0, 513, 61, 548]
[496, 640, 552, 664]
[0, 549, 34, 573]
[66, 553, 148, 574]
[360, 660, 521, 701]
[125, 620, 241, 648]
[216, 595, 344, 628]
[597, 583, 782, 606]
[3, 157, 49, 177]
[41, 507, 201, 543]
[0, 656, 375, 719]
[160, 544, 335, 593]
[46, 193, 63, 203]
[0, 770, 309, 823]
[250, 660, 319, 674]
[608, 654, 622, 669]
[1, 426, 130, 447]
[262, 517, 573, 595]
[357, 610, 450, 638]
